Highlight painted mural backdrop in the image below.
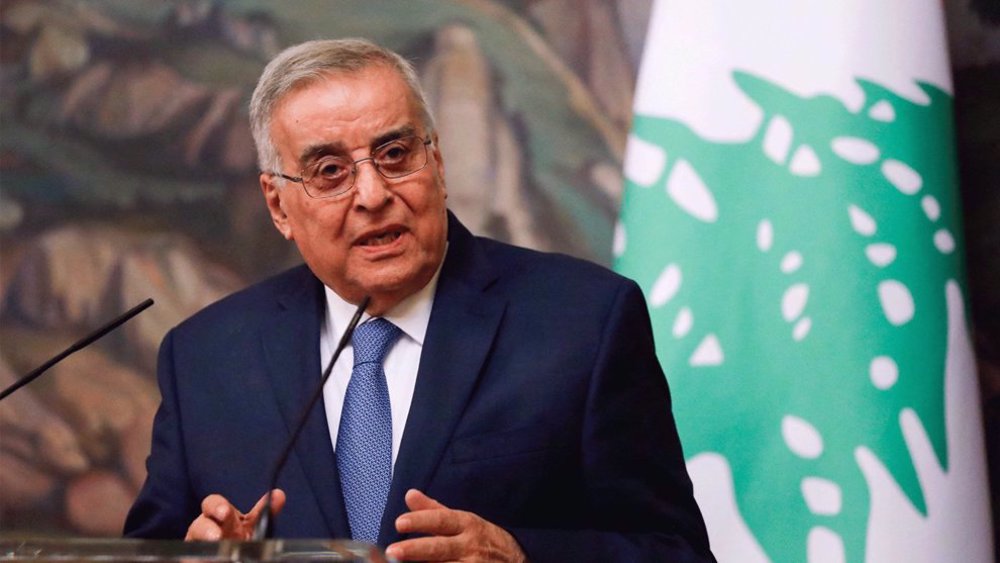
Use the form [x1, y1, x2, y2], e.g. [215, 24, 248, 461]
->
[0, 0, 995, 549]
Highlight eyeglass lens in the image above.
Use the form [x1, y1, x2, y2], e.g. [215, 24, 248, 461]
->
[302, 135, 428, 198]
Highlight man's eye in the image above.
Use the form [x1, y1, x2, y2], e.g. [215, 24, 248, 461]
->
[314, 159, 348, 178]
[378, 142, 410, 163]
[386, 147, 406, 159]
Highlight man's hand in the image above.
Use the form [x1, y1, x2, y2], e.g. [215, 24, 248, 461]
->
[184, 489, 286, 541]
[385, 489, 527, 562]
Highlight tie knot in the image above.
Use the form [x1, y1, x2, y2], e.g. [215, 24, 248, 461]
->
[352, 318, 402, 366]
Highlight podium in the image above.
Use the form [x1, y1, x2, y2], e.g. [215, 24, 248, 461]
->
[0, 538, 390, 562]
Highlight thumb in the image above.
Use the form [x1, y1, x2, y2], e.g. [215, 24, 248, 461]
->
[404, 488, 446, 511]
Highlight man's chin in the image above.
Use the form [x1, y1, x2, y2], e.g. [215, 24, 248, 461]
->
[344, 270, 426, 312]
[329, 249, 442, 311]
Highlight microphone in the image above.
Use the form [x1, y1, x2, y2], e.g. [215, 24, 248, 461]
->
[0, 298, 155, 401]
[253, 295, 370, 540]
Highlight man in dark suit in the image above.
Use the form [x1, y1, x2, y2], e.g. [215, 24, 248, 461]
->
[124, 38, 714, 562]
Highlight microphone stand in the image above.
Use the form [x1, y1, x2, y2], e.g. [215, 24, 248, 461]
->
[253, 296, 370, 540]
[0, 298, 154, 401]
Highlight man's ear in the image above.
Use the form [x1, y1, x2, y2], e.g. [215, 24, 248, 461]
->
[260, 174, 293, 240]
[430, 133, 446, 199]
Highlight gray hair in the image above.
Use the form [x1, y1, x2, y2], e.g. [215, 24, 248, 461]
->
[249, 38, 435, 173]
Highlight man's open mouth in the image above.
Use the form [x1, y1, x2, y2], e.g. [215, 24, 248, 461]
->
[360, 230, 403, 247]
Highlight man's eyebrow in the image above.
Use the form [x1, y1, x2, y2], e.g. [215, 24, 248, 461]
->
[297, 125, 419, 167]
[299, 142, 346, 167]
[372, 125, 417, 148]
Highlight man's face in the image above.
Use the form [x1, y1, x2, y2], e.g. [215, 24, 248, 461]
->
[261, 65, 448, 314]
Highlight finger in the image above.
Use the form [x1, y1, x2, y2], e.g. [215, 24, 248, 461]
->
[200, 494, 236, 523]
[245, 489, 287, 521]
[404, 488, 447, 512]
[205, 493, 264, 539]
[185, 514, 223, 541]
[385, 536, 460, 562]
[199, 494, 244, 538]
[396, 507, 466, 536]
[270, 489, 287, 514]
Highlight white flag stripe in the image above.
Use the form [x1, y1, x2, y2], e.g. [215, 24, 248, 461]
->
[634, 0, 951, 141]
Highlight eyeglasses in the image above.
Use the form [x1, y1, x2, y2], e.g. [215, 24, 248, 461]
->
[269, 135, 433, 199]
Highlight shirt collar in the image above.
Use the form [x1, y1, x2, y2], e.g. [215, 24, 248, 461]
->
[323, 245, 446, 346]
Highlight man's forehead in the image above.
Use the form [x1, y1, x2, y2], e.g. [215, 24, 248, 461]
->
[276, 64, 411, 113]
[272, 67, 424, 159]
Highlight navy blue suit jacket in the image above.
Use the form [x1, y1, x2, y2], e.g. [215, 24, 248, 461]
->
[124, 214, 714, 562]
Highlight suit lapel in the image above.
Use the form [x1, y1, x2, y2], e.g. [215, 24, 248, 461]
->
[379, 215, 506, 545]
[261, 266, 350, 538]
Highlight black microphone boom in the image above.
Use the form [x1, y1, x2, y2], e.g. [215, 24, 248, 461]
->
[253, 295, 370, 540]
[0, 298, 155, 402]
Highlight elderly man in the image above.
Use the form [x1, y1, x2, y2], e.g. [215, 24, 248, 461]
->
[124, 39, 714, 562]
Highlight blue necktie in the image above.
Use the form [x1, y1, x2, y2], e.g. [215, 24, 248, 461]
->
[336, 318, 401, 543]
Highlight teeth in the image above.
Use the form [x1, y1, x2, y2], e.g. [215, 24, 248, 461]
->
[364, 231, 401, 246]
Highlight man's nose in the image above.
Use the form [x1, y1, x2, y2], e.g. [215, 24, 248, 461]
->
[352, 158, 392, 209]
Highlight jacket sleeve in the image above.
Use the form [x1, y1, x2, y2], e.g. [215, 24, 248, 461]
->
[508, 280, 716, 563]
[123, 329, 198, 538]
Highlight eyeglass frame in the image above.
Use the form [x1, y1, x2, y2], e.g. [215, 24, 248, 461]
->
[266, 135, 434, 199]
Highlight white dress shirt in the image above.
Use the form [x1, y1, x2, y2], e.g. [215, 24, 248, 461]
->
[319, 265, 442, 469]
